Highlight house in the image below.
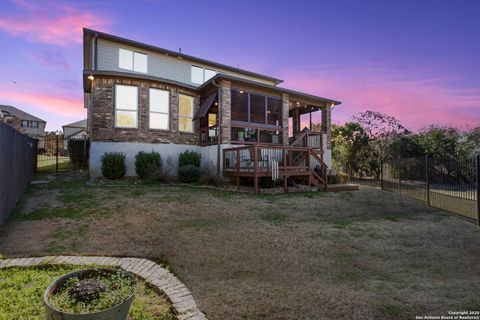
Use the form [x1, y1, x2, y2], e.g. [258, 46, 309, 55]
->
[83, 29, 340, 192]
[63, 119, 88, 140]
[0, 104, 46, 139]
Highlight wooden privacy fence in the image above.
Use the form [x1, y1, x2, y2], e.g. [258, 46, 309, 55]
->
[0, 122, 37, 224]
[350, 155, 480, 224]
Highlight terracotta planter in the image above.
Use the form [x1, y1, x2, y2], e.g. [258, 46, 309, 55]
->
[44, 268, 135, 320]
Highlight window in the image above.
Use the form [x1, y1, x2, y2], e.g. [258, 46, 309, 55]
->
[118, 48, 147, 73]
[21, 120, 28, 128]
[231, 89, 282, 127]
[178, 94, 194, 132]
[267, 97, 282, 126]
[190, 66, 217, 84]
[149, 88, 169, 130]
[231, 89, 248, 122]
[115, 85, 138, 128]
[250, 93, 266, 124]
[31, 121, 39, 129]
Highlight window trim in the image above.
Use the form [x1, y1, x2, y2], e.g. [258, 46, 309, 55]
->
[114, 84, 139, 129]
[178, 94, 194, 133]
[190, 65, 217, 84]
[148, 88, 170, 131]
[118, 48, 148, 73]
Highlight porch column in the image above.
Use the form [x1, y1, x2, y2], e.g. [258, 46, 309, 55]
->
[292, 109, 300, 136]
[321, 105, 332, 149]
[220, 80, 231, 144]
[281, 94, 289, 146]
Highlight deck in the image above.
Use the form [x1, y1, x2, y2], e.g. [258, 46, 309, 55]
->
[223, 144, 327, 194]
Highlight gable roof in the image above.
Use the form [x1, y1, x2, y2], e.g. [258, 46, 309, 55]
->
[0, 105, 46, 122]
[83, 28, 283, 85]
[63, 119, 87, 128]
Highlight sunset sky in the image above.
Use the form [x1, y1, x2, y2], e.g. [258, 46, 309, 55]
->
[0, 0, 479, 132]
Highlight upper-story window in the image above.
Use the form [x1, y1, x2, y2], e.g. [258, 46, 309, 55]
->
[149, 88, 170, 130]
[31, 121, 39, 129]
[21, 120, 29, 128]
[178, 94, 194, 132]
[119, 48, 148, 73]
[115, 84, 138, 128]
[231, 89, 282, 126]
[191, 66, 216, 84]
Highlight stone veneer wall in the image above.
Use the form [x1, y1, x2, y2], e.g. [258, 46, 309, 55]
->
[219, 80, 231, 144]
[281, 94, 290, 146]
[321, 106, 332, 149]
[91, 76, 200, 145]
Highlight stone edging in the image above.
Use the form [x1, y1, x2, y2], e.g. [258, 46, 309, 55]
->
[0, 256, 207, 320]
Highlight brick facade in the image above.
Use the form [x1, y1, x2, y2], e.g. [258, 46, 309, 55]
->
[90, 76, 199, 145]
[321, 106, 332, 149]
[219, 80, 231, 144]
[281, 94, 290, 146]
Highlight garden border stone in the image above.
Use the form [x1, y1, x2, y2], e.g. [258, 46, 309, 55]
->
[0, 256, 207, 320]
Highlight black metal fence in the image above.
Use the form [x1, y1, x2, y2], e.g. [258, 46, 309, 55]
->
[36, 135, 89, 172]
[0, 122, 37, 224]
[350, 155, 480, 223]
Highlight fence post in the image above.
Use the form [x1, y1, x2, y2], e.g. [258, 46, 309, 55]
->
[380, 157, 384, 190]
[426, 155, 430, 206]
[476, 154, 480, 226]
[55, 134, 59, 173]
[397, 155, 401, 194]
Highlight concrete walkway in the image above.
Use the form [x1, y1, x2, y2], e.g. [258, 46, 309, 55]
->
[0, 255, 206, 320]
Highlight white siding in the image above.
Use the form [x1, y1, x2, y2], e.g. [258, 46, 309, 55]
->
[96, 39, 276, 87]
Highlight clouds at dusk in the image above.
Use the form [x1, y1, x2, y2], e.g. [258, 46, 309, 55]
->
[0, 0, 109, 45]
[0, 0, 478, 132]
[280, 64, 480, 130]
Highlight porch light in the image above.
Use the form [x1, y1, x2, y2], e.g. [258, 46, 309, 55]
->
[215, 102, 218, 106]
[88, 75, 94, 81]
[239, 90, 244, 94]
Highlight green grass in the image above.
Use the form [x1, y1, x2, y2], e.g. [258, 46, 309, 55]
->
[261, 210, 287, 224]
[377, 304, 402, 317]
[0, 265, 175, 320]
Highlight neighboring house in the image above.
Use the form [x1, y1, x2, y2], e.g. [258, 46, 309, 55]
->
[63, 119, 88, 140]
[0, 104, 46, 139]
[83, 29, 341, 191]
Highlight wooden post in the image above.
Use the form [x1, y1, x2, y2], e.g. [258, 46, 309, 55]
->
[476, 154, 480, 226]
[55, 135, 59, 173]
[253, 146, 259, 194]
[33, 139, 38, 173]
[425, 155, 430, 206]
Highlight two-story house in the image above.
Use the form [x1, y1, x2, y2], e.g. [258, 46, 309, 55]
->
[0, 104, 46, 139]
[83, 29, 340, 192]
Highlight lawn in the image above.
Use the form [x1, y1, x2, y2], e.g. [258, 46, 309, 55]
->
[0, 264, 175, 320]
[1, 172, 480, 319]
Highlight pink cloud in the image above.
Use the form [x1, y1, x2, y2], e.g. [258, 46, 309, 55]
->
[0, 90, 84, 117]
[0, 0, 109, 45]
[279, 66, 480, 131]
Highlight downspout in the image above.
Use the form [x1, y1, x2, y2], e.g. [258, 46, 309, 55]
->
[212, 80, 222, 176]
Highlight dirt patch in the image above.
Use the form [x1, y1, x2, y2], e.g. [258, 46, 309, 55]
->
[1, 175, 479, 319]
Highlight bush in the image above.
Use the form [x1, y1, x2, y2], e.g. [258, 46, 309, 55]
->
[178, 165, 200, 183]
[178, 150, 201, 167]
[199, 161, 227, 186]
[135, 151, 162, 179]
[67, 139, 90, 170]
[101, 152, 126, 179]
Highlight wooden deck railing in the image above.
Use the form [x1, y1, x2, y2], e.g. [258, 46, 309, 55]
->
[223, 144, 328, 193]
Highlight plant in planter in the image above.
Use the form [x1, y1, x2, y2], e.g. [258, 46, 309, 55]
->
[44, 268, 135, 320]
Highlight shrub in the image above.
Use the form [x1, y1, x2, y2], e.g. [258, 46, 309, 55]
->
[135, 151, 162, 179]
[178, 150, 201, 167]
[178, 164, 200, 183]
[101, 152, 126, 179]
[199, 161, 227, 186]
[67, 139, 90, 170]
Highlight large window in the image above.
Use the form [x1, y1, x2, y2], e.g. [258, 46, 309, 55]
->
[115, 85, 138, 128]
[178, 94, 194, 132]
[191, 66, 217, 84]
[149, 88, 169, 130]
[119, 48, 147, 73]
[231, 89, 282, 127]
